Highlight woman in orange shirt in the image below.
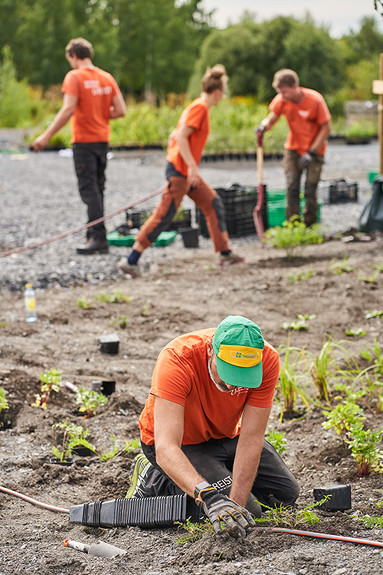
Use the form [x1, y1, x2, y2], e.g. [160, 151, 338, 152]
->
[118, 65, 244, 277]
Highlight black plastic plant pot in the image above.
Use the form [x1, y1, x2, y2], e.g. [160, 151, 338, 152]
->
[72, 446, 95, 457]
[313, 483, 352, 511]
[179, 227, 199, 248]
[98, 334, 120, 354]
[49, 457, 73, 466]
[101, 380, 116, 396]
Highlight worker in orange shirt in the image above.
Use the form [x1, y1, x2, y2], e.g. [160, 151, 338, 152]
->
[33, 37, 126, 255]
[118, 65, 244, 278]
[258, 69, 331, 226]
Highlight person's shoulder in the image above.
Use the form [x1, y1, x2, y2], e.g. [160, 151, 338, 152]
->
[263, 340, 279, 362]
[302, 87, 325, 101]
[162, 327, 213, 357]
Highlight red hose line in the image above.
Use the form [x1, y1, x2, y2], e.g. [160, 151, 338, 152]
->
[269, 527, 383, 548]
[0, 485, 69, 514]
[0, 185, 164, 259]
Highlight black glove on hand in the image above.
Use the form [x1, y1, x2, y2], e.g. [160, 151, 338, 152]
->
[195, 483, 255, 538]
[298, 148, 317, 170]
[254, 124, 266, 136]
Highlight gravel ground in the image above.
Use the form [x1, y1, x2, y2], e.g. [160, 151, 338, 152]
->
[0, 132, 379, 291]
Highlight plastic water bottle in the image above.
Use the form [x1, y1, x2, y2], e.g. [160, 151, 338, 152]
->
[24, 283, 37, 322]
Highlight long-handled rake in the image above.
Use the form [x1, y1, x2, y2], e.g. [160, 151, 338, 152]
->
[253, 130, 265, 244]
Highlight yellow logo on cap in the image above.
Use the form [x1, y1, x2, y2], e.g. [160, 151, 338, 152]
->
[217, 345, 263, 368]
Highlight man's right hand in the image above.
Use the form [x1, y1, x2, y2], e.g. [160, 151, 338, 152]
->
[195, 484, 255, 538]
[254, 124, 266, 136]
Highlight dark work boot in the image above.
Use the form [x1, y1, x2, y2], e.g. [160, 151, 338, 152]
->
[76, 238, 109, 255]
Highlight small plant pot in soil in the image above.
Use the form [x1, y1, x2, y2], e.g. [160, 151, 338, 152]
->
[72, 445, 95, 457]
[98, 334, 120, 354]
[179, 227, 199, 248]
[49, 457, 73, 466]
[313, 483, 352, 511]
[101, 380, 116, 396]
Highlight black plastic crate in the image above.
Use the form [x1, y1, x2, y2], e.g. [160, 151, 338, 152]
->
[328, 179, 358, 203]
[196, 184, 268, 238]
[125, 208, 192, 231]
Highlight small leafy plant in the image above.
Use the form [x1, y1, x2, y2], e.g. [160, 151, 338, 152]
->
[95, 289, 132, 303]
[108, 315, 129, 329]
[52, 420, 96, 462]
[277, 344, 310, 420]
[264, 217, 324, 258]
[353, 499, 383, 528]
[0, 387, 9, 413]
[32, 368, 62, 409]
[253, 497, 331, 528]
[267, 429, 287, 455]
[287, 267, 314, 284]
[345, 425, 383, 476]
[281, 313, 316, 331]
[176, 517, 214, 544]
[75, 386, 108, 418]
[77, 297, 93, 309]
[329, 256, 354, 275]
[365, 309, 383, 319]
[322, 395, 366, 444]
[358, 271, 379, 284]
[345, 328, 367, 338]
[140, 299, 151, 317]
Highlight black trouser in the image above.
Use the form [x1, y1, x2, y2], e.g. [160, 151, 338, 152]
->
[73, 142, 108, 240]
[141, 436, 299, 520]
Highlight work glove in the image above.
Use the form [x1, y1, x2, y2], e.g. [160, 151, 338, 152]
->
[298, 149, 317, 170]
[254, 124, 266, 136]
[195, 483, 255, 538]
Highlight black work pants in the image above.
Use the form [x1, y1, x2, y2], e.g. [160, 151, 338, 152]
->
[73, 142, 108, 240]
[141, 436, 299, 519]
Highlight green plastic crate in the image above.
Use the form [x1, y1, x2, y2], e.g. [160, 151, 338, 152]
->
[267, 189, 286, 203]
[267, 199, 322, 227]
[368, 171, 379, 183]
[107, 230, 177, 247]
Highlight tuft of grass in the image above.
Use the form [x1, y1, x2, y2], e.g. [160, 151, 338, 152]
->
[95, 289, 132, 303]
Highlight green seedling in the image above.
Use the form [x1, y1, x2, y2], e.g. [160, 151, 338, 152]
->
[329, 255, 354, 275]
[99, 437, 140, 461]
[375, 264, 383, 273]
[0, 387, 9, 413]
[264, 217, 324, 258]
[95, 289, 132, 303]
[267, 429, 287, 455]
[365, 309, 383, 319]
[176, 517, 214, 544]
[52, 420, 96, 462]
[322, 396, 366, 444]
[0, 321, 8, 327]
[77, 297, 93, 309]
[140, 299, 151, 317]
[108, 315, 129, 329]
[32, 368, 62, 409]
[345, 424, 383, 477]
[281, 313, 316, 331]
[287, 267, 314, 284]
[75, 386, 108, 418]
[306, 336, 351, 406]
[253, 497, 331, 528]
[345, 328, 367, 337]
[354, 499, 383, 528]
[205, 264, 214, 272]
[358, 271, 379, 284]
[359, 338, 383, 377]
[277, 344, 310, 420]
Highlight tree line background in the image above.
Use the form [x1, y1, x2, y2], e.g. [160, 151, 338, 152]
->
[1, 0, 383, 150]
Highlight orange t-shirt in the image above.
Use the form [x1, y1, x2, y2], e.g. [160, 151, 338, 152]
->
[270, 87, 331, 155]
[62, 67, 120, 143]
[166, 97, 210, 176]
[139, 328, 280, 446]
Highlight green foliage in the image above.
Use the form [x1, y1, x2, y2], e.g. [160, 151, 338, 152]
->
[277, 344, 310, 419]
[0, 387, 9, 413]
[264, 218, 324, 258]
[95, 289, 132, 304]
[281, 313, 316, 332]
[253, 497, 331, 528]
[329, 256, 354, 275]
[52, 420, 95, 462]
[75, 386, 108, 418]
[365, 310, 383, 319]
[267, 430, 287, 455]
[354, 498, 383, 528]
[176, 517, 214, 544]
[77, 297, 92, 309]
[140, 300, 151, 317]
[0, 46, 33, 128]
[322, 397, 365, 442]
[109, 315, 129, 329]
[345, 425, 383, 476]
[33, 368, 62, 409]
[287, 267, 314, 284]
[345, 328, 367, 338]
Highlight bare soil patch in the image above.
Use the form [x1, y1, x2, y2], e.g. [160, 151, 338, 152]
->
[1, 236, 383, 574]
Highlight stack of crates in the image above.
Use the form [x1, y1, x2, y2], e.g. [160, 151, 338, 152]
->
[196, 183, 268, 238]
[126, 208, 192, 232]
[267, 190, 322, 227]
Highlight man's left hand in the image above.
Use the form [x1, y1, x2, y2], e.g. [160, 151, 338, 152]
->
[298, 149, 316, 170]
